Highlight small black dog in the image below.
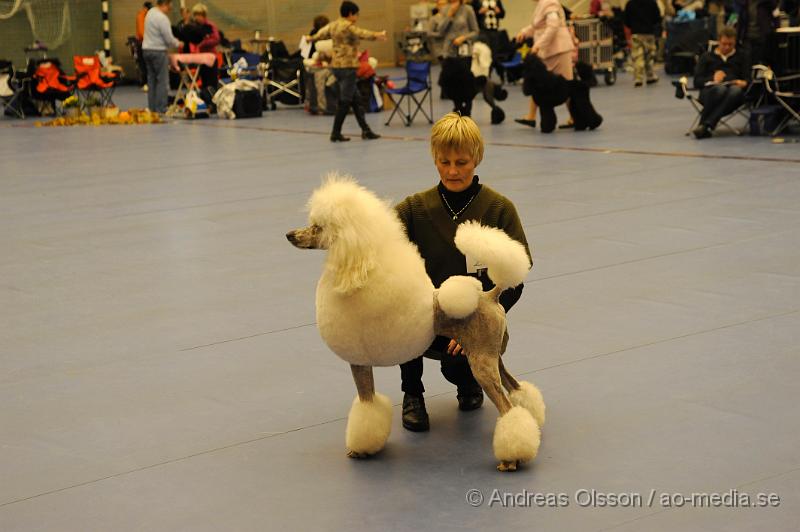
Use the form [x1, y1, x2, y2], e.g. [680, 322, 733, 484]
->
[522, 54, 603, 133]
[440, 57, 507, 124]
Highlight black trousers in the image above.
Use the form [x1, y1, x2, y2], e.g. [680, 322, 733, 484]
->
[331, 67, 370, 135]
[400, 335, 480, 396]
[699, 84, 745, 129]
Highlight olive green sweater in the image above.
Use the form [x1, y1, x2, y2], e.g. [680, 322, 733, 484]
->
[395, 182, 531, 311]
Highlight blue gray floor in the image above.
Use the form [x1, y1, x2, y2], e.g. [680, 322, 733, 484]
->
[1, 69, 799, 531]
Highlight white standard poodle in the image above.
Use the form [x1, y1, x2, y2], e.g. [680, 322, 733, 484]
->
[287, 174, 545, 471]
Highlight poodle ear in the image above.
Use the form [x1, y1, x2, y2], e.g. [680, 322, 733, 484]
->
[327, 223, 376, 294]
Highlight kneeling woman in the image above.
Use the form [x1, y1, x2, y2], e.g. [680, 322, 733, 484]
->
[395, 112, 531, 431]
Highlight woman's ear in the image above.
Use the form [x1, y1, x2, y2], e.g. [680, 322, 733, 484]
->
[327, 223, 376, 294]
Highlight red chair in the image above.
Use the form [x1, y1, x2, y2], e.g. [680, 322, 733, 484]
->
[73, 55, 117, 109]
[30, 59, 75, 115]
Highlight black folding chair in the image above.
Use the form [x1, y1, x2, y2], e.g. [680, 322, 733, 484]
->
[757, 66, 800, 136]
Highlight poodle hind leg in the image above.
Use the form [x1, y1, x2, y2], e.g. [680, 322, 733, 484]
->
[499, 358, 546, 428]
[468, 354, 540, 472]
[345, 365, 393, 459]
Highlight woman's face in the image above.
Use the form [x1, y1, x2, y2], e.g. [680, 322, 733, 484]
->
[435, 149, 477, 193]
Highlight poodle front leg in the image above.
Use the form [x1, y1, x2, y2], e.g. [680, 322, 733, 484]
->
[469, 355, 541, 472]
[345, 365, 393, 459]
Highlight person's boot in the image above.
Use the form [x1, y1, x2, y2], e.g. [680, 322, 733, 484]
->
[361, 130, 381, 140]
[693, 123, 712, 139]
[402, 393, 430, 432]
[457, 385, 484, 411]
[330, 105, 349, 142]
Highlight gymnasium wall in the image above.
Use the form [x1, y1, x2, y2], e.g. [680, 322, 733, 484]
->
[1, 0, 593, 79]
[0, 0, 103, 70]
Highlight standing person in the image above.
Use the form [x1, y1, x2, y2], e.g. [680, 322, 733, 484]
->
[691, 26, 749, 139]
[433, 0, 480, 60]
[432, 0, 480, 116]
[513, 0, 575, 128]
[178, 3, 220, 104]
[472, 0, 505, 32]
[429, 0, 451, 60]
[306, 1, 387, 142]
[624, 0, 662, 87]
[135, 2, 153, 89]
[734, 0, 778, 67]
[304, 15, 330, 59]
[396, 113, 530, 432]
[142, 0, 181, 113]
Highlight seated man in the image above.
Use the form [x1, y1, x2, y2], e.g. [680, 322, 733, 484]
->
[692, 26, 750, 139]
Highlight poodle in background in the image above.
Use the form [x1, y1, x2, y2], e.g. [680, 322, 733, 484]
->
[522, 54, 603, 133]
[286, 175, 545, 472]
[440, 41, 508, 124]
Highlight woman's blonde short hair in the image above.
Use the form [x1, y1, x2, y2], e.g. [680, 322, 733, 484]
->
[430, 112, 484, 165]
[191, 2, 207, 15]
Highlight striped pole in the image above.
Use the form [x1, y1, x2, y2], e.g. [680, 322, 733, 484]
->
[102, 0, 111, 60]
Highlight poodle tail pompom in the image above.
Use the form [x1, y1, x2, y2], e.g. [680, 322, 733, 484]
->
[454, 221, 531, 290]
[438, 276, 483, 319]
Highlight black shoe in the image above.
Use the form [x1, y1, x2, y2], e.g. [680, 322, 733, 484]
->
[514, 118, 536, 128]
[330, 134, 350, 142]
[361, 130, 381, 140]
[634, 81, 643, 87]
[646, 76, 659, 85]
[402, 393, 430, 432]
[457, 386, 484, 411]
[693, 124, 712, 139]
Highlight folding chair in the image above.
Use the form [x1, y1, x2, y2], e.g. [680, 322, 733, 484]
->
[758, 67, 800, 136]
[0, 60, 25, 118]
[384, 60, 433, 127]
[499, 52, 524, 84]
[263, 41, 303, 110]
[30, 59, 74, 116]
[672, 59, 768, 138]
[73, 55, 117, 110]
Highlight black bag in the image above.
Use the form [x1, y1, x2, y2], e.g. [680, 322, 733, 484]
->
[232, 89, 263, 118]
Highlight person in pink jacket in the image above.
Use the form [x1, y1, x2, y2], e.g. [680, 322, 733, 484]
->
[513, 0, 575, 128]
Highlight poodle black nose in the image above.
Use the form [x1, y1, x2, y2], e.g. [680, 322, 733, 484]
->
[286, 231, 298, 243]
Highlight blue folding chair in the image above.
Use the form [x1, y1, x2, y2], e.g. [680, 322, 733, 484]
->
[499, 52, 523, 83]
[221, 51, 263, 84]
[384, 60, 433, 126]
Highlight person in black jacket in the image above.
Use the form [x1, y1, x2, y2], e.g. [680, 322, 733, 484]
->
[624, 0, 662, 86]
[692, 27, 750, 139]
[472, 0, 505, 31]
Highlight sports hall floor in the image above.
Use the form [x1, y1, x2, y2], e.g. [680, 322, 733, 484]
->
[1, 69, 799, 531]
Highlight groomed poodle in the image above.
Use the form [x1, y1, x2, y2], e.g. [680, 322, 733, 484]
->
[522, 53, 603, 133]
[287, 175, 545, 472]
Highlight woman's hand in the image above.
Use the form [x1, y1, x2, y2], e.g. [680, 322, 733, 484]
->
[447, 339, 464, 356]
[531, 44, 541, 55]
[376, 30, 388, 41]
[515, 31, 526, 44]
[453, 35, 466, 46]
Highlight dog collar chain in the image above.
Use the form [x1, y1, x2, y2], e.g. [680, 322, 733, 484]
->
[440, 192, 477, 220]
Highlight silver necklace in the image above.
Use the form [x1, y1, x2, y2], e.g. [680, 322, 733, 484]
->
[440, 191, 477, 220]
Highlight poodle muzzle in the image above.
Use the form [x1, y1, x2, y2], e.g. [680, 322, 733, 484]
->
[286, 225, 325, 249]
